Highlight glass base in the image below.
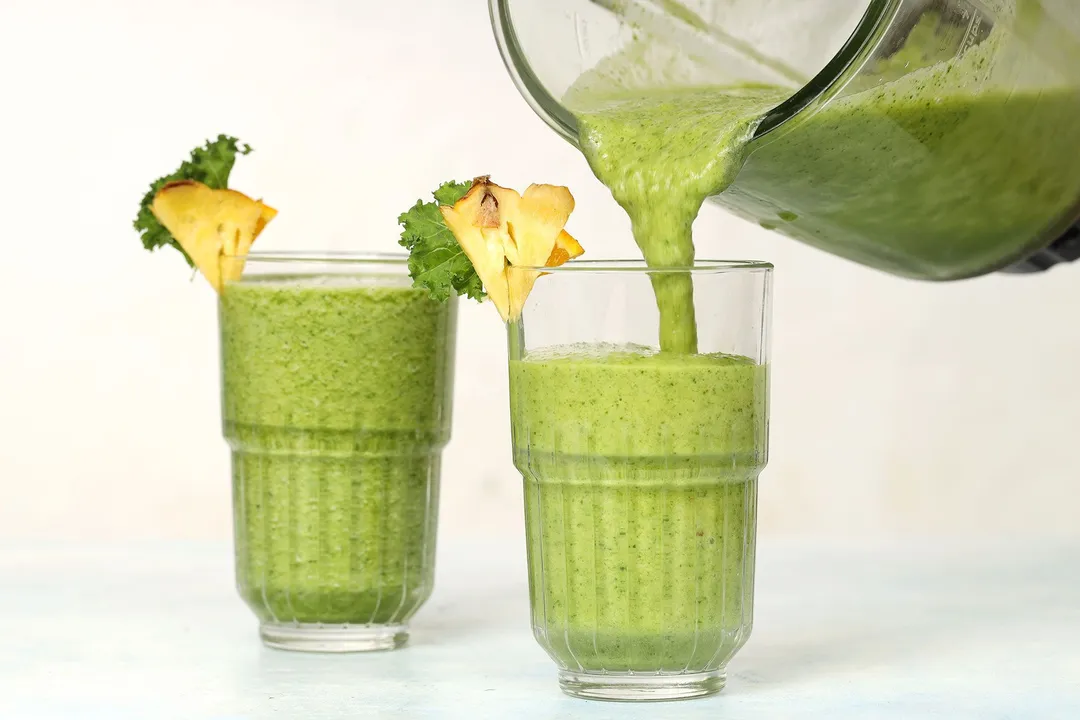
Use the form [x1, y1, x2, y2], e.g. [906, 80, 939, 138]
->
[259, 622, 408, 653]
[558, 670, 726, 702]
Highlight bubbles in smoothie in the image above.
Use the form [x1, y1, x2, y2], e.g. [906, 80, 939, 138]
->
[239, 273, 414, 290]
[524, 342, 658, 363]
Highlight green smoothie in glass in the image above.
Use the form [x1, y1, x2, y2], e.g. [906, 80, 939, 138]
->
[501, 259, 772, 701]
[135, 141, 460, 653]
[511, 345, 766, 673]
[219, 257, 456, 651]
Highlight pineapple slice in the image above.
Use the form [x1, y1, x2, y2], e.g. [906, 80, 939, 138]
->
[440, 179, 517, 321]
[547, 230, 585, 267]
[439, 176, 583, 321]
[150, 180, 277, 293]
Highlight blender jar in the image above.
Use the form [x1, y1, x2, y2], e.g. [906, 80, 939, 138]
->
[491, 0, 1080, 279]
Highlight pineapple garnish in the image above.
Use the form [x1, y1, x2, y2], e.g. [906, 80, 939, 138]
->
[150, 180, 277, 293]
[438, 176, 583, 321]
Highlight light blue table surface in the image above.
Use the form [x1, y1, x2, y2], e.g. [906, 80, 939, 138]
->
[2, 535, 1077, 719]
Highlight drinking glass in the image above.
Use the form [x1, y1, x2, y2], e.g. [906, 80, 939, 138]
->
[219, 252, 456, 652]
[507, 260, 771, 700]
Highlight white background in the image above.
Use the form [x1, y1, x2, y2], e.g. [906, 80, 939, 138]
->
[1, 0, 1078, 546]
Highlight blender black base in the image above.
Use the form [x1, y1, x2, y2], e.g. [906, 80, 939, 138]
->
[1002, 219, 1080, 274]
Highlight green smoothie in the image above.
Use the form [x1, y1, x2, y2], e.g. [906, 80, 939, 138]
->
[220, 273, 455, 627]
[510, 345, 767, 672]
[569, 28, 1080, 350]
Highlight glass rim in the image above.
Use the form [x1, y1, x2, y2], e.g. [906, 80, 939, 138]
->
[515, 259, 773, 274]
[222, 251, 408, 265]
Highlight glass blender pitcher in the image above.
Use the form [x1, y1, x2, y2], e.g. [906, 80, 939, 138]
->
[490, 0, 1080, 279]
